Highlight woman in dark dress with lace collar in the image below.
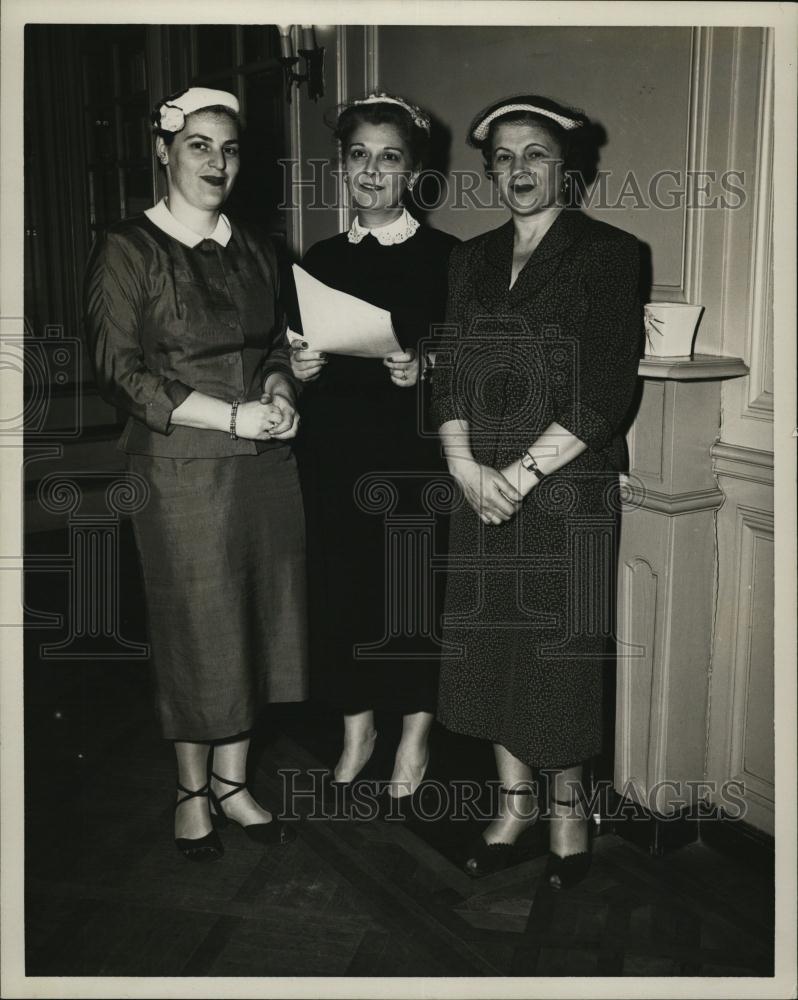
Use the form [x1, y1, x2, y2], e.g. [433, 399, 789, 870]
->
[291, 94, 458, 804]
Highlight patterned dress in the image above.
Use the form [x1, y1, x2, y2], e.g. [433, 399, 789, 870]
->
[430, 209, 643, 768]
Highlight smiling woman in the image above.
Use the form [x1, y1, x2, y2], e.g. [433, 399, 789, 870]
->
[290, 93, 458, 810]
[432, 93, 643, 889]
[83, 85, 308, 864]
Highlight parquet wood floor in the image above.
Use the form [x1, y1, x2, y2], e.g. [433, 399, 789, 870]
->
[24, 670, 773, 978]
[22, 529, 774, 979]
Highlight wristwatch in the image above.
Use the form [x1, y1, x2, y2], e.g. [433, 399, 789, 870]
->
[521, 450, 546, 480]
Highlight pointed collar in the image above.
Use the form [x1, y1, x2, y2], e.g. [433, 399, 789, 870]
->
[484, 208, 590, 277]
[145, 198, 232, 249]
[475, 209, 592, 307]
[347, 208, 420, 246]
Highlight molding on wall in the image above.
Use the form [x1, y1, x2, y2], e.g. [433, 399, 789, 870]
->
[743, 27, 775, 421]
[726, 506, 775, 824]
[683, 25, 712, 307]
[336, 24, 348, 105]
[365, 25, 379, 92]
[284, 26, 304, 257]
[705, 475, 775, 836]
[637, 354, 748, 380]
[711, 440, 774, 486]
[627, 381, 666, 484]
[651, 26, 712, 304]
[615, 557, 659, 799]
[335, 26, 350, 235]
[622, 484, 725, 516]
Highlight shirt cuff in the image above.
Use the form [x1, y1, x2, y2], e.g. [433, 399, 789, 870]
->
[144, 379, 193, 435]
[262, 360, 299, 394]
[430, 394, 461, 429]
[555, 402, 613, 452]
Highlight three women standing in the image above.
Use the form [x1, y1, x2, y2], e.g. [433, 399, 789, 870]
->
[84, 81, 639, 892]
[85, 87, 307, 860]
[291, 94, 457, 800]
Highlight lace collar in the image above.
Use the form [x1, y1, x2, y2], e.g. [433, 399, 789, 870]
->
[347, 208, 420, 246]
[145, 198, 232, 248]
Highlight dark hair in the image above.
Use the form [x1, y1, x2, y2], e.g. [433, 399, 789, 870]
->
[333, 101, 430, 168]
[152, 104, 242, 147]
[468, 95, 589, 177]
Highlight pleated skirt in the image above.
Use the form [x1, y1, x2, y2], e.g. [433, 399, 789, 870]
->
[128, 446, 308, 741]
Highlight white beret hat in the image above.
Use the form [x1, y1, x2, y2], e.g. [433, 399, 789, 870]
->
[153, 87, 240, 134]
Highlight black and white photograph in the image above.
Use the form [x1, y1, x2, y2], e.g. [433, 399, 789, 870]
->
[1, 1, 795, 997]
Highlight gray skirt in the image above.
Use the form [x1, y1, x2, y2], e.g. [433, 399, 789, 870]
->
[128, 446, 308, 741]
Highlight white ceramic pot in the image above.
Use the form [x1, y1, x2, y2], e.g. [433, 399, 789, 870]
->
[643, 302, 704, 358]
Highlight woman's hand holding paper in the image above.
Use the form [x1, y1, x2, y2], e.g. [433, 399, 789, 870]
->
[384, 349, 419, 387]
[290, 340, 327, 382]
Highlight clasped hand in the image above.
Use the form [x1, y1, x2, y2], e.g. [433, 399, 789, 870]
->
[235, 393, 298, 441]
[449, 458, 527, 526]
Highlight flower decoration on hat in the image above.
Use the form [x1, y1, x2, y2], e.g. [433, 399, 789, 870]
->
[351, 92, 431, 133]
[158, 104, 186, 133]
[152, 87, 240, 135]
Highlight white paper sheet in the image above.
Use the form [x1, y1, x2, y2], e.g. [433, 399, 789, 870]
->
[289, 264, 402, 358]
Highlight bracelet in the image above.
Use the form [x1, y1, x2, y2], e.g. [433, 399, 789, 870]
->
[521, 449, 546, 480]
[229, 400, 240, 440]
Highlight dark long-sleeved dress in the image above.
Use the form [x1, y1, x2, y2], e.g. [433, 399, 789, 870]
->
[294, 219, 459, 714]
[430, 209, 643, 768]
[84, 210, 308, 741]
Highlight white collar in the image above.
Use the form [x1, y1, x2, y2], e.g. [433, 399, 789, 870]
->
[347, 208, 420, 246]
[145, 198, 232, 248]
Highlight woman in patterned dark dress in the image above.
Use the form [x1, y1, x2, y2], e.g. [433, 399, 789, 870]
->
[85, 88, 307, 861]
[431, 95, 642, 887]
[290, 94, 458, 803]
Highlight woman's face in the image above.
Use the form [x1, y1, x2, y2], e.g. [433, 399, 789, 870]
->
[344, 121, 417, 213]
[489, 121, 564, 216]
[158, 110, 240, 212]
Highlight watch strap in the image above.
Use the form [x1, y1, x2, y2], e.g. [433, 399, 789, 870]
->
[521, 450, 546, 479]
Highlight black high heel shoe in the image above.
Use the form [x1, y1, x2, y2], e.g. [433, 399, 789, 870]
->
[545, 795, 593, 890]
[209, 772, 295, 845]
[174, 781, 224, 862]
[463, 787, 541, 878]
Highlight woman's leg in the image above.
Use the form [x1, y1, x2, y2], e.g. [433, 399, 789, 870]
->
[389, 710, 434, 797]
[482, 743, 539, 845]
[174, 740, 212, 840]
[210, 736, 274, 826]
[334, 709, 377, 782]
[548, 763, 590, 857]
